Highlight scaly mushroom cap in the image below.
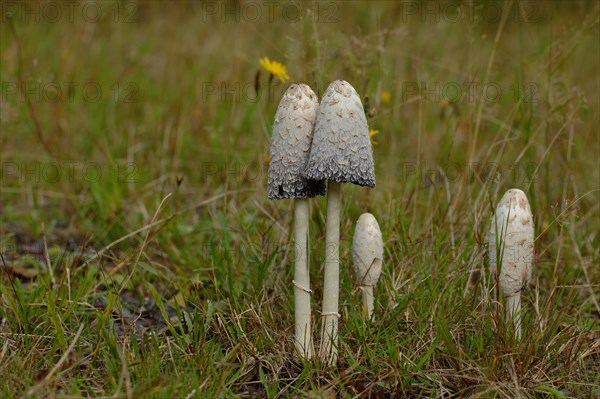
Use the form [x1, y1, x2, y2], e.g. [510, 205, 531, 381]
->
[268, 84, 327, 199]
[352, 213, 383, 286]
[304, 80, 375, 188]
[488, 189, 534, 296]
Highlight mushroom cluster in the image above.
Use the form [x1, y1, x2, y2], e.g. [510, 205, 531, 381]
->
[268, 80, 378, 364]
[267, 82, 537, 363]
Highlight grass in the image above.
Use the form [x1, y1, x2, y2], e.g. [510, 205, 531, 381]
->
[1, 1, 599, 397]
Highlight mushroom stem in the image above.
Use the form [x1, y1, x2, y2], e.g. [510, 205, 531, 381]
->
[294, 198, 313, 358]
[505, 293, 522, 340]
[320, 181, 340, 364]
[360, 286, 375, 320]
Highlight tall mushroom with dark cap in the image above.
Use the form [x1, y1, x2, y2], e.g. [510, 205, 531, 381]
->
[489, 188, 534, 340]
[268, 83, 326, 359]
[304, 80, 375, 364]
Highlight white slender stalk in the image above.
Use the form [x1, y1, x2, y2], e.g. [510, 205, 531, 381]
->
[506, 294, 522, 340]
[320, 181, 340, 364]
[361, 286, 375, 320]
[294, 198, 313, 358]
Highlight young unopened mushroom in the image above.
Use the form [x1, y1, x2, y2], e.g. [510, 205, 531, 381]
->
[268, 83, 326, 359]
[304, 80, 375, 363]
[488, 188, 534, 339]
[352, 213, 383, 320]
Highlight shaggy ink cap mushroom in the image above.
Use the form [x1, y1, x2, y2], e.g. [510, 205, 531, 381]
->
[352, 212, 384, 320]
[489, 188, 534, 296]
[489, 188, 534, 339]
[305, 80, 376, 363]
[352, 213, 383, 286]
[268, 83, 326, 199]
[304, 80, 375, 188]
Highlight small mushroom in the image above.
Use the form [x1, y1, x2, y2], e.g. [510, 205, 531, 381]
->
[352, 213, 383, 320]
[268, 83, 326, 359]
[304, 80, 375, 363]
[488, 188, 534, 339]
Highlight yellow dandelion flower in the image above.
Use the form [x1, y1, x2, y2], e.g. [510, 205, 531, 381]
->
[369, 129, 379, 146]
[259, 57, 290, 83]
[380, 90, 391, 105]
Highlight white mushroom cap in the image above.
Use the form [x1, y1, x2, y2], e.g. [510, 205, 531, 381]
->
[489, 188, 534, 296]
[268, 83, 327, 199]
[352, 213, 383, 286]
[304, 80, 375, 188]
